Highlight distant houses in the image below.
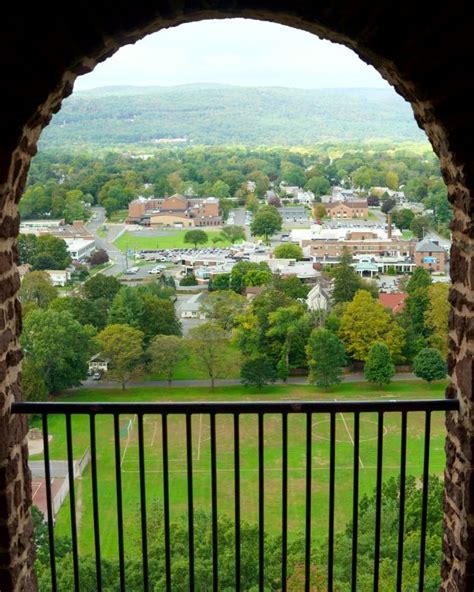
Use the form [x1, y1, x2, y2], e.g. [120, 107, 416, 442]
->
[127, 194, 221, 227]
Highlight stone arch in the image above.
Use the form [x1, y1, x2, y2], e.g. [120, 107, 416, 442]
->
[0, 4, 472, 590]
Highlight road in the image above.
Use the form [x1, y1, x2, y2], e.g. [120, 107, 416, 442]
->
[80, 373, 418, 389]
[87, 207, 128, 276]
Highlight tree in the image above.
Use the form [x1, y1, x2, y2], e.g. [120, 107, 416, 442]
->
[32, 235, 71, 269]
[331, 248, 362, 304]
[108, 286, 145, 330]
[184, 229, 208, 249]
[273, 243, 304, 260]
[17, 234, 38, 265]
[187, 321, 232, 389]
[305, 176, 330, 197]
[220, 225, 246, 243]
[89, 249, 109, 266]
[83, 274, 121, 302]
[19, 271, 58, 308]
[21, 309, 93, 393]
[413, 348, 446, 382]
[139, 293, 182, 341]
[148, 335, 187, 386]
[209, 273, 231, 291]
[392, 208, 415, 230]
[313, 204, 327, 220]
[339, 290, 405, 362]
[97, 324, 144, 389]
[179, 274, 198, 286]
[250, 205, 282, 243]
[49, 296, 108, 330]
[364, 343, 395, 387]
[240, 355, 277, 388]
[230, 261, 272, 293]
[410, 215, 433, 239]
[425, 283, 449, 357]
[272, 275, 310, 299]
[21, 359, 48, 402]
[306, 328, 346, 388]
[381, 196, 396, 214]
[199, 290, 247, 331]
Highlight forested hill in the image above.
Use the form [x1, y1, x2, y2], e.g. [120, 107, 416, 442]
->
[40, 84, 425, 148]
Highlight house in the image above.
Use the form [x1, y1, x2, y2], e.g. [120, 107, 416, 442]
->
[45, 270, 70, 287]
[179, 292, 207, 319]
[306, 282, 331, 313]
[17, 263, 32, 280]
[378, 292, 407, 313]
[414, 240, 447, 272]
[88, 353, 110, 373]
[324, 200, 369, 219]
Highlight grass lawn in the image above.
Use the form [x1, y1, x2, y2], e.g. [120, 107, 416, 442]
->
[114, 230, 232, 252]
[144, 343, 241, 381]
[35, 380, 449, 567]
[107, 209, 129, 223]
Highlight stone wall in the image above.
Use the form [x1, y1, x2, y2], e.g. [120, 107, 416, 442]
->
[0, 1, 473, 590]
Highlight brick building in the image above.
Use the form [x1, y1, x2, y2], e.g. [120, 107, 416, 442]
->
[324, 200, 369, 219]
[414, 239, 448, 272]
[127, 195, 221, 226]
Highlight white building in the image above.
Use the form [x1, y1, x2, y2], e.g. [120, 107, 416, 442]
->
[290, 223, 402, 246]
[88, 353, 110, 373]
[179, 292, 207, 319]
[45, 270, 70, 287]
[63, 237, 96, 260]
[306, 283, 331, 313]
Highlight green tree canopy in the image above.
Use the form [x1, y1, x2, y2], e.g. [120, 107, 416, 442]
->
[82, 274, 121, 302]
[240, 355, 277, 388]
[32, 235, 71, 270]
[187, 321, 233, 389]
[147, 335, 187, 386]
[21, 309, 93, 393]
[183, 229, 208, 248]
[306, 328, 346, 388]
[273, 243, 304, 260]
[199, 290, 247, 331]
[413, 348, 447, 382]
[424, 283, 449, 357]
[331, 248, 362, 304]
[97, 324, 145, 389]
[19, 271, 58, 308]
[364, 342, 395, 387]
[250, 205, 282, 243]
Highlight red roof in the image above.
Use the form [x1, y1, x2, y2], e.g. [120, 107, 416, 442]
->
[379, 292, 407, 313]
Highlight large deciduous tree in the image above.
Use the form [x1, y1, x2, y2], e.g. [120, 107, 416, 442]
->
[331, 248, 362, 304]
[199, 290, 247, 331]
[97, 324, 144, 389]
[187, 321, 232, 389]
[424, 283, 449, 357]
[148, 335, 187, 386]
[273, 243, 304, 260]
[306, 328, 346, 388]
[83, 274, 121, 302]
[339, 290, 405, 363]
[184, 229, 208, 249]
[19, 271, 58, 308]
[250, 205, 282, 243]
[21, 309, 93, 393]
[240, 355, 277, 388]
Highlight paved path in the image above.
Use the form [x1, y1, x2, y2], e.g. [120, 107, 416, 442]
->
[81, 373, 418, 390]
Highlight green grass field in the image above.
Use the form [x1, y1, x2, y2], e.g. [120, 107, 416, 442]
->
[33, 380, 449, 565]
[114, 230, 232, 252]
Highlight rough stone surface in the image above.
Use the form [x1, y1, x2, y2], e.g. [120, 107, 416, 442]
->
[0, 1, 473, 590]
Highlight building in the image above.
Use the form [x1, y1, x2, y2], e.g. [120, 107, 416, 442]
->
[128, 195, 222, 227]
[63, 237, 96, 260]
[45, 270, 70, 287]
[88, 354, 110, 373]
[179, 292, 207, 319]
[324, 200, 369, 219]
[306, 282, 331, 313]
[414, 239, 448, 272]
[378, 293, 407, 313]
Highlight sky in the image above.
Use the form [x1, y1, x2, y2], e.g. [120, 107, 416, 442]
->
[75, 19, 390, 91]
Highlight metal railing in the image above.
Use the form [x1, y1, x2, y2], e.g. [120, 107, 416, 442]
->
[13, 398, 459, 592]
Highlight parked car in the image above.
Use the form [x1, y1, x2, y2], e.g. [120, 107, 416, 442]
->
[92, 372, 101, 381]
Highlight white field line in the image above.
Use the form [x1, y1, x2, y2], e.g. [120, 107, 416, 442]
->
[196, 413, 203, 462]
[119, 462, 445, 475]
[121, 414, 136, 467]
[150, 422, 158, 447]
[335, 399, 364, 469]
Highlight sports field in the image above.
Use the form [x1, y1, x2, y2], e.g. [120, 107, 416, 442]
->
[38, 381, 448, 562]
[114, 230, 232, 252]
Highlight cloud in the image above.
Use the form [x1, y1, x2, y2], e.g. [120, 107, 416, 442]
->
[75, 19, 389, 90]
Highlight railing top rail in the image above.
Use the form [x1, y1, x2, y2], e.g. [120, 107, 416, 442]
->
[11, 398, 459, 415]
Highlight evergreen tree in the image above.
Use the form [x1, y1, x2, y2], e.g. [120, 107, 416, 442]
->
[331, 248, 362, 304]
[306, 328, 346, 388]
[240, 355, 277, 388]
[413, 348, 447, 382]
[364, 342, 395, 387]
